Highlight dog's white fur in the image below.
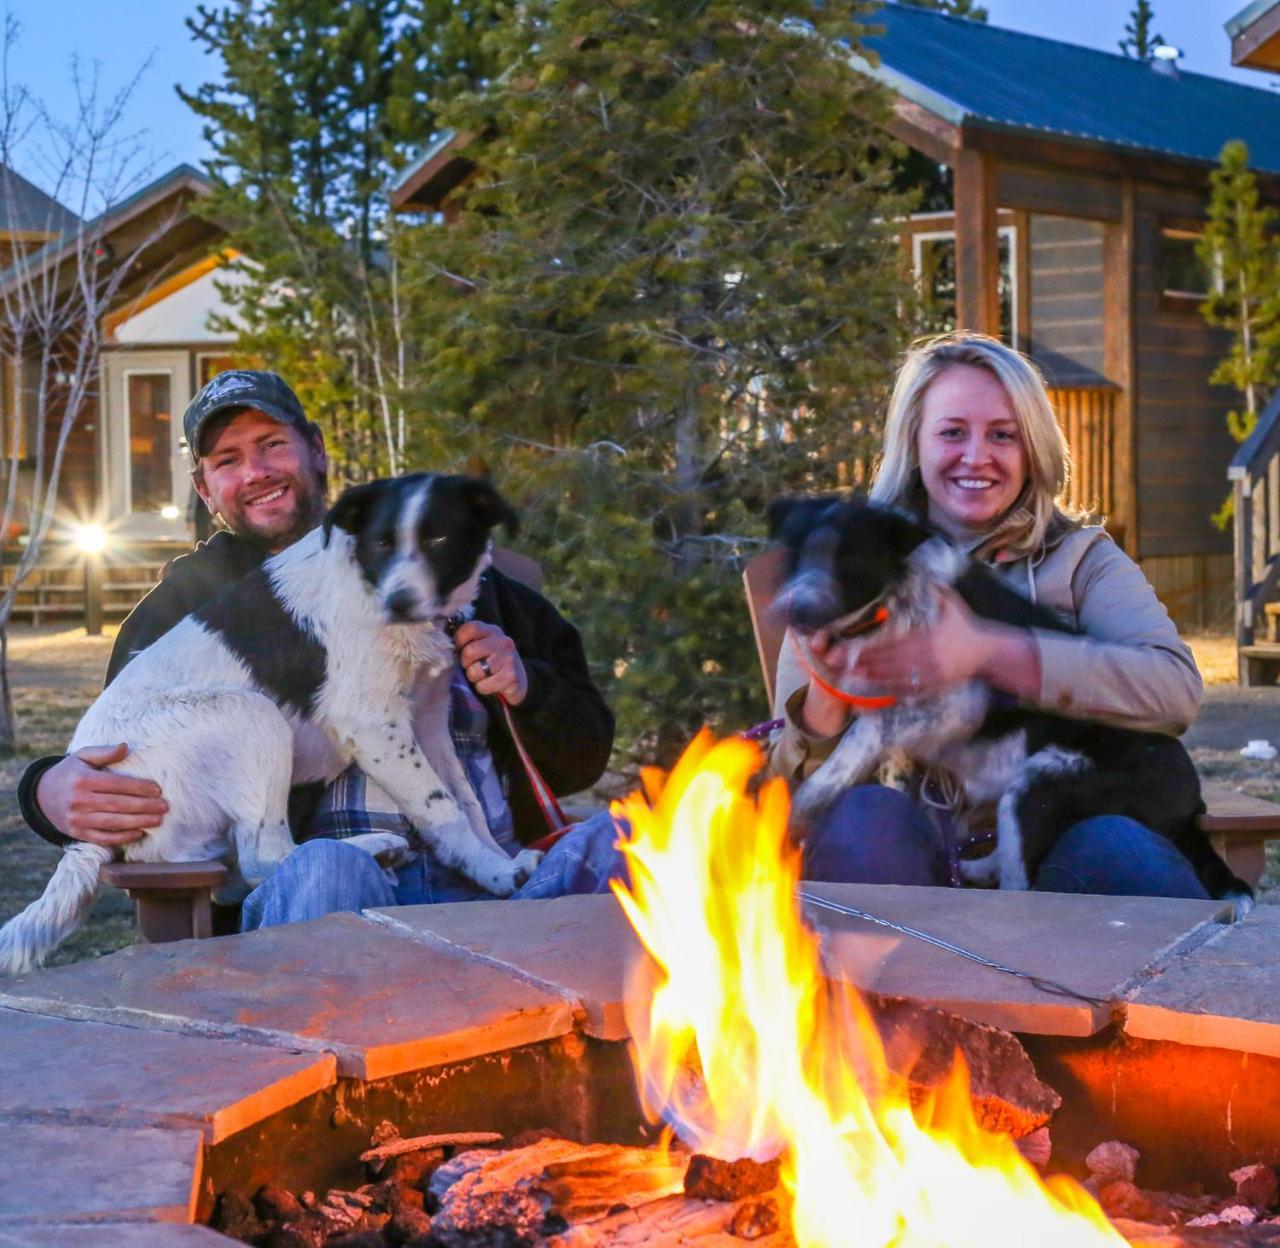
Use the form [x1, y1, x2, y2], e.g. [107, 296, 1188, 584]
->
[0, 482, 540, 975]
[789, 538, 1086, 888]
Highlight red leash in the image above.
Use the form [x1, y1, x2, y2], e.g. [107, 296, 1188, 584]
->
[496, 693, 575, 853]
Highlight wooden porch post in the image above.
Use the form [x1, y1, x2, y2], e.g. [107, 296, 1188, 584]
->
[953, 148, 1001, 336]
[1103, 180, 1139, 558]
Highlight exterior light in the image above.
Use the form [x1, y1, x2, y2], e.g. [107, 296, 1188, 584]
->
[1152, 43, 1181, 61]
[160, 504, 181, 520]
[73, 524, 108, 555]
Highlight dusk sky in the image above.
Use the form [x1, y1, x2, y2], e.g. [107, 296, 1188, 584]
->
[8, 0, 1273, 182]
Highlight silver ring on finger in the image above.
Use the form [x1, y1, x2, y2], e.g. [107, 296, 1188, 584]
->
[480, 657, 493, 678]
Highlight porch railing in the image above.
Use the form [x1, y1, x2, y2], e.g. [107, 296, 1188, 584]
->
[1228, 390, 1280, 684]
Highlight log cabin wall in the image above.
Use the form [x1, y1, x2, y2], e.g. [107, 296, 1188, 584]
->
[1132, 184, 1236, 628]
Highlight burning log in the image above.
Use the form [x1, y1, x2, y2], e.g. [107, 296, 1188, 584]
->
[683, 1154, 781, 1201]
[428, 1136, 692, 1245]
[360, 1131, 503, 1166]
[871, 996, 1062, 1140]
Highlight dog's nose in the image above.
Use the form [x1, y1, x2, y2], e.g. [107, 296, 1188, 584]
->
[385, 589, 417, 620]
[785, 572, 838, 630]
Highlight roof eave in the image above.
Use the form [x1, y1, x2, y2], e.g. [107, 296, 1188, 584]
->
[847, 50, 970, 129]
[1229, 0, 1280, 72]
[0, 163, 216, 290]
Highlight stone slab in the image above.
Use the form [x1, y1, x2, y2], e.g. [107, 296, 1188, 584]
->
[0, 1007, 335, 1144]
[0, 912, 576, 1081]
[1125, 904, 1280, 1056]
[0, 1226, 232, 1246]
[802, 883, 1232, 1036]
[370, 895, 645, 1040]
[0, 1124, 201, 1226]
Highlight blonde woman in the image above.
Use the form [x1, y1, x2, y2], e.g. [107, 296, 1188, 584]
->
[770, 332, 1206, 897]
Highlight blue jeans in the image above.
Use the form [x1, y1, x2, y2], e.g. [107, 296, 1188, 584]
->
[803, 784, 1210, 899]
[240, 809, 628, 931]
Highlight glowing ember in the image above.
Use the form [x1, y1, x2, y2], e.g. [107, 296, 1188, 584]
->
[611, 730, 1125, 1247]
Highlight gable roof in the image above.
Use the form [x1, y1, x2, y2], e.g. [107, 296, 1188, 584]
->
[0, 163, 216, 292]
[0, 165, 80, 238]
[860, 3, 1280, 175]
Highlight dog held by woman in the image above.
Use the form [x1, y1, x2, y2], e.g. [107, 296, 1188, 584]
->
[770, 496, 1251, 907]
[0, 473, 543, 975]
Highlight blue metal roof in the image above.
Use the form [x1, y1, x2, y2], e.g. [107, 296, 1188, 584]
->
[861, 3, 1280, 175]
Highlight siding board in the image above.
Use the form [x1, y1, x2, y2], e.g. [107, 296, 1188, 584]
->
[1133, 186, 1234, 559]
[1028, 214, 1107, 387]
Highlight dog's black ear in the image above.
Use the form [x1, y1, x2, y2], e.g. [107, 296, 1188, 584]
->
[766, 493, 842, 546]
[323, 480, 385, 547]
[878, 505, 932, 555]
[462, 477, 519, 538]
[766, 496, 802, 540]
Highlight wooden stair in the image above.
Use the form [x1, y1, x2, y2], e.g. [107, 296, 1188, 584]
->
[1229, 399, 1280, 684]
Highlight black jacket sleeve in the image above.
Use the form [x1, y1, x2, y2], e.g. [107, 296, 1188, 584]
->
[476, 569, 615, 843]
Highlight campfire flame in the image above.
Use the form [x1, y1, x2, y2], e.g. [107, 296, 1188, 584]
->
[611, 731, 1125, 1247]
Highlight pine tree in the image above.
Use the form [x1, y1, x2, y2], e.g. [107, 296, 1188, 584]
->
[1119, 1, 1164, 60]
[897, 0, 988, 20]
[404, 0, 916, 765]
[1198, 141, 1280, 447]
[179, 0, 501, 480]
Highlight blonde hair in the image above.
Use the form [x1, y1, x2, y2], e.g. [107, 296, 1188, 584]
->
[868, 332, 1075, 559]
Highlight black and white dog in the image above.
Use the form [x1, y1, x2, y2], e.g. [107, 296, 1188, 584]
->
[0, 473, 543, 976]
[770, 497, 1250, 906]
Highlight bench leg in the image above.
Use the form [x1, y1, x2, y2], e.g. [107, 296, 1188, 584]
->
[1211, 834, 1268, 891]
[127, 887, 215, 943]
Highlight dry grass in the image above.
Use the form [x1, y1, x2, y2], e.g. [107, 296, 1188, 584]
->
[1185, 633, 1239, 687]
[0, 626, 140, 965]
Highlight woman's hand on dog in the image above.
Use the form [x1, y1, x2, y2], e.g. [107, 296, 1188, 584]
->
[454, 621, 530, 705]
[35, 743, 169, 845]
[854, 587, 1042, 699]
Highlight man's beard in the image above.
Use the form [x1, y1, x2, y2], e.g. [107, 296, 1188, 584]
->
[222, 473, 327, 550]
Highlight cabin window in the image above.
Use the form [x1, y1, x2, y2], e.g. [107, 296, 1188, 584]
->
[1159, 227, 1211, 307]
[197, 354, 236, 389]
[912, 225, 1019, 348]
[126, 371, 173, 513]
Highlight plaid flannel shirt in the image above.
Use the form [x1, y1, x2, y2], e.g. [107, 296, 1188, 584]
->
[308, 665, 517, 853]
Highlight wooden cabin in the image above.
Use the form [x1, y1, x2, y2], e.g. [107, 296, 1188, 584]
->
[394, 3, 1280, 630]
[0, 164, 236, 619]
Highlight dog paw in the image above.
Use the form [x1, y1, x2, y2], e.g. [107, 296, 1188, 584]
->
[1227, 889, 1256, 921]
[511, 848, 544, 889]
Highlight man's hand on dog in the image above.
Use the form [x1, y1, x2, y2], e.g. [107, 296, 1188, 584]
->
[454, 621, 529, 705]
[35, 744, 168, 846]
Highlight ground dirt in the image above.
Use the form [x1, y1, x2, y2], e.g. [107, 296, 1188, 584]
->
[0, 626, 1276, 969]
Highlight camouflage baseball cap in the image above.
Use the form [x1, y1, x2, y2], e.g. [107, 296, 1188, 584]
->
[182, 369, 308, 460]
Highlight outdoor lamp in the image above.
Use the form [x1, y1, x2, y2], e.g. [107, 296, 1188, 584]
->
[73, 524, 107, 555]
[72, 524, 108, 636]
[160, 504, 181, 520]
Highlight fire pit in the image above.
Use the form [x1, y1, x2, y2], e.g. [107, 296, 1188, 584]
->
[1, 734, 1279, 1245]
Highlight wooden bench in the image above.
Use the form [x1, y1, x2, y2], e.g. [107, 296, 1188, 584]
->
[100, 546, 546, 944]
[743, 549, 1280, 889]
